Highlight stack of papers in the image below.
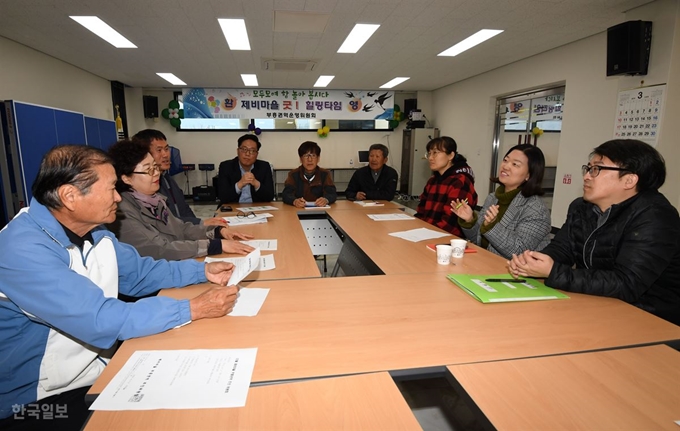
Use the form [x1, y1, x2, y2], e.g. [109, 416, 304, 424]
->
[354, 200, 384, 207]
[223, 213, 273, 226]
[388, 227, 449, 242]
[240, 239, 278, 251]
[205, 249, 261, 284]
[206, 252, 276, 273]
[304, 205, 330, 210]
[367, 213, 415, 221]
[236, 205, 278, 212]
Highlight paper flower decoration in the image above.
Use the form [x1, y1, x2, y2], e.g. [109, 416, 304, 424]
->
[161, 100, 184, 128]
[317, 126, 330, 138]
[531, 127, 544, 137]
[247, 123, 262, 136]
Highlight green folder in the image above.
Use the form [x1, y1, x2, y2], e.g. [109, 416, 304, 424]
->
[446, 273, 569, 303]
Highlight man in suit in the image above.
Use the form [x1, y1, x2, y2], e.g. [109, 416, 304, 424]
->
[345, 143, 398, 201]
[218, 134, 275, 204]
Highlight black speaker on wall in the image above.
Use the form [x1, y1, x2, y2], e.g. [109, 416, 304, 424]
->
[143, 95, 159, 118]
[606, 20, 652, 77]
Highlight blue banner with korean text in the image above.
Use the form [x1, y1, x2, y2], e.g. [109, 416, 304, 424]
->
[182, 88, 395, 120]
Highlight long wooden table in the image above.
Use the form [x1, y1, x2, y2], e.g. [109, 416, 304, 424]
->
[86, 372, 421, 430]
[86, 201, 680, 429]
[447, 344, 680, 431]
[91, 272, 680, 395]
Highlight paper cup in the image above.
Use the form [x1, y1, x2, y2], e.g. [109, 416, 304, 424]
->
[436, 245, 453, 265]
[450, 239, 467, 259]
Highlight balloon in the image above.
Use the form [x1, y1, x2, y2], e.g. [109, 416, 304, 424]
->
[389, 120, 399, 129]
[170, 118, 181, 128]
[178, 109, 185, 119]
[248, 123, 255, 131]
[322, 126, 330, 134]
[254, 127, 261, 135]
[161, 108, 170, 119]
[168, 100, 180, 110]
[394, 104, 401, 112]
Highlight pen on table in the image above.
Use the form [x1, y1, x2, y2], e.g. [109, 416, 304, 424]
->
[485, 278, 527, 283]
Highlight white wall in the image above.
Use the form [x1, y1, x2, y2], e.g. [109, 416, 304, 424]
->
[0, 36, 112, 119]
[125, 87, 415, 191]
[432, 0, 680, 226]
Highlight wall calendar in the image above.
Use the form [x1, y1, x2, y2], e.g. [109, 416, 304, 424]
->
[613, 84, 666, 147]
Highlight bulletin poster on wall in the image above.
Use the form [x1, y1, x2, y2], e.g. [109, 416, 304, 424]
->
[613, 84, 666, 147]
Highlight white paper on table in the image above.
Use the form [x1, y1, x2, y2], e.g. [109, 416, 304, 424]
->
[354, 201, 384, 207]
[236, 206, 278, 212]
[304, 205, 330, 210]
[89, 348, 257, 411]
[240, 239, 278, 250]
[388, 227, 449, 242]
[229, 288, 270, 316]
[222, 213, 273, 226]
[205, 252, 275, 273]
[204, 249, 260, 284]
[367, 213, 415, 221]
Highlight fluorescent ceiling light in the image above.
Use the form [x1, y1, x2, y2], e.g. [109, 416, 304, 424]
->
[380, 77, 410, 89]
[337, 24, 380, 53]
[314, 75, 335, 87]
[156, 73, 186, 86]
[218, 18, 251, 50]
[438, 29, 503, 57]
[241, 74, 258, 86]
[69, 16, 136, 48]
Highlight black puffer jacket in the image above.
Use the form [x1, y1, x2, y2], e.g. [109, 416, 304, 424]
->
[542, 190, 680, 325]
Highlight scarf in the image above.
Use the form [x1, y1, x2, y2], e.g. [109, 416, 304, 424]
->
[479, 185, 521, 248]
[129, 190, 170, 224]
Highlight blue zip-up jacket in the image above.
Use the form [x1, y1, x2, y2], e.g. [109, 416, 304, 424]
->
[0, 199, 206, 419]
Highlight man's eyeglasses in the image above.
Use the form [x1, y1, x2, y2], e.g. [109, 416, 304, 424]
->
[302, 153, 318, 160]
[581, 164, 631, 177]
[237, 211, 256, 219]
[132, 165, 161, 176]
[238, 147, 259, 156]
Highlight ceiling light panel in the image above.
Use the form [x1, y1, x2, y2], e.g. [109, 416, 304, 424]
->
[241, 74, 258, 86]
[438, 29, 504, 57]
[337, 24, 380, 53]
[156, 73, 186, 86]
[69, 16, 136, 48]
[380, 77, 410, 89]
[218, 18, 251, 50]
[314, 75, 335, 87]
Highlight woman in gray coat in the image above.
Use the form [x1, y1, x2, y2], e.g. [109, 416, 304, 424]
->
[107, 140, 254, 261]
[451, 144, 551, 259]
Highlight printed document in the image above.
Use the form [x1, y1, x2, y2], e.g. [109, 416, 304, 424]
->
[240, 239, 278, 250]
[89, 348, 257, 410]
[206, 251, 275, 272]
[388, 227, 449, 242]
[236, 205, 278, 212]
[367, 213, 415, 221]
[229, 288, 270, 316]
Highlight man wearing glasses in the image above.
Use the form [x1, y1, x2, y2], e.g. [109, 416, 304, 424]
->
[509, 139, 680, 325]
[282, 141, 337, 208]
[218, 134, 275, 204]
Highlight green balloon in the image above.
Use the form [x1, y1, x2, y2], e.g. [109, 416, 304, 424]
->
[161, 108, 170, 119]
[389, 120, 399, 129]
[394, 104, 401, 112]
[168, 100, 180, 109]
[178, 109, 185, 119]
[170, 118, 181, 128]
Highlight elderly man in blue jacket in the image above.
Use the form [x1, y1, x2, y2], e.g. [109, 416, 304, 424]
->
[509, 139, 680, 325]
[0, 145, 238, 430]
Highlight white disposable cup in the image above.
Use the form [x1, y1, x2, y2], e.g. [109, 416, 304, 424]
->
[436, 245, 453, 265]
[450, 239, 467, 259]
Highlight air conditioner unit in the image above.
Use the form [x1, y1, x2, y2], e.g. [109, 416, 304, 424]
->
[261, 58, 318, 72]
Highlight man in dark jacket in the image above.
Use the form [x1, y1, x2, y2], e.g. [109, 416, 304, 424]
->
[509, 139, 680, 325]
[345, 143, 398, 201]
[218, 134, 275, 204]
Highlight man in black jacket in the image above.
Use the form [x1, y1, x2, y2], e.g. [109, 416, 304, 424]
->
[218, 134, 275, 204]
[345, 143, 398, 201]
[509, 139, 680, 325]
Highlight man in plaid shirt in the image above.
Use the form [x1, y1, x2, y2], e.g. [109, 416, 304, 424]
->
[416, 136, 477, 237]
